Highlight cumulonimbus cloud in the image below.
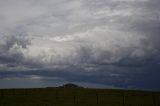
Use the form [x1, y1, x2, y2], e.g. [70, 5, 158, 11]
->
[0, 0, 160, 89]
[0, 0, 159, 68]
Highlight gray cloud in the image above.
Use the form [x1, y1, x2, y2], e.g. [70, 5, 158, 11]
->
[0, 0, 160, 90]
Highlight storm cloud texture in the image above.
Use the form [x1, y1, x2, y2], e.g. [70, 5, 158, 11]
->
[0, 0, 160, 90]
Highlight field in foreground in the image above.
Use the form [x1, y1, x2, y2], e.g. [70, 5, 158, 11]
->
[0, 87, 160, 106]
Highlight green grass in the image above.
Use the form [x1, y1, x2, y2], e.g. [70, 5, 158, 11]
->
[0, 88, 160, 106]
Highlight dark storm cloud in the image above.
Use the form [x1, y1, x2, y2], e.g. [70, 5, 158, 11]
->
[0, 33, 30, 66]
[0, 0, 160, 90]
[1, 64, 160, 90]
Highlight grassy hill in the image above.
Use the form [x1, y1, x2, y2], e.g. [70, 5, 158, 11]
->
[0, 87, 160, 106]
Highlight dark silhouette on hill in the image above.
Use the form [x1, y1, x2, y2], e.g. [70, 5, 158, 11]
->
[59, 83, 83, 88]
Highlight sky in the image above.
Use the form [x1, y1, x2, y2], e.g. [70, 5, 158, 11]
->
[0, 0, 160, 91]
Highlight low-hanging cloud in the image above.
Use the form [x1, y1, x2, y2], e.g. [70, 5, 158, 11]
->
[0, 0, 160, 90]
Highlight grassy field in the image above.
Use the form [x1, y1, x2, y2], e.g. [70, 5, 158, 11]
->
[0, 87, 160, 106]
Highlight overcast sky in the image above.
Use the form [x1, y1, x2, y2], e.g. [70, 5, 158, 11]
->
[0, 0, 160, 90]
